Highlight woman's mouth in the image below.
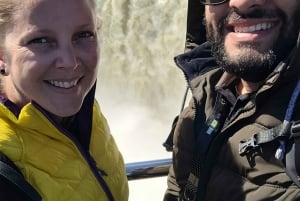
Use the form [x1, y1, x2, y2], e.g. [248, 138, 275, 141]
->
[48, 79, 79, 89]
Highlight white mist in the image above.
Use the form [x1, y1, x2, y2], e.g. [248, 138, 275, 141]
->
[97, 1, 188, 200]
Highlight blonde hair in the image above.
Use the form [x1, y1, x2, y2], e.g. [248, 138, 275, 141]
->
[0, 0, 15, 45]
[0, 0, 100, 44]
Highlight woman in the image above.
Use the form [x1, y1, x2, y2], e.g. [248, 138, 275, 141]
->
[0, 0, 129, 200]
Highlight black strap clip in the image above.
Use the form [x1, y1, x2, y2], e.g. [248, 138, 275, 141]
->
[290, 120, 300, 138]
[239, 134, 259, 156]
[181, 188, 196, 201]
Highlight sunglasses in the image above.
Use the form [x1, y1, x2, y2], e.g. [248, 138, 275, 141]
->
[200, 0, 229, 5]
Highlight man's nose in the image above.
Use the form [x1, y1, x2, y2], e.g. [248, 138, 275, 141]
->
[229, 0, 267, 13]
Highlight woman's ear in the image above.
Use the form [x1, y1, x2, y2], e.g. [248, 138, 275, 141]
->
[0, 49, 4, 67]
[0, 49, 8, 75]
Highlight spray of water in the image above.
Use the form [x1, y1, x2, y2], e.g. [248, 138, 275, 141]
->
[96, 1, 188, 200]
[97, 0, 188, 163]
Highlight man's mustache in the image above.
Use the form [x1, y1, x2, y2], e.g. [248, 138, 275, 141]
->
[225, 9, 286, 23]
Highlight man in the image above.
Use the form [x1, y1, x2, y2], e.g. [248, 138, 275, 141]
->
[164, 0, 300, 200]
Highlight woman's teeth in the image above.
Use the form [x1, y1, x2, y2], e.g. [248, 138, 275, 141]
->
[49, 80, 78, 88]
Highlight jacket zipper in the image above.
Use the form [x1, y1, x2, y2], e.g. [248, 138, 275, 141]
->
[33, 102, 115, 201]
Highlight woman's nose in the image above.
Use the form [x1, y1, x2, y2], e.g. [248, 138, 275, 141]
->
[55, 44, 79, 70]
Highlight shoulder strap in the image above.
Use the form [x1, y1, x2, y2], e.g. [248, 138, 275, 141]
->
[238, 79, 300, 187]
[0, 155, 42, 201]
[285, 31, 300, 187]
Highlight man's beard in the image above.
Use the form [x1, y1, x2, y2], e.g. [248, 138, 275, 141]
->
[206, 8, 300, 82]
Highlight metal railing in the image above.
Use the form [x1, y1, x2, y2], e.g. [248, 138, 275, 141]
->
[126, 158, 172, 180]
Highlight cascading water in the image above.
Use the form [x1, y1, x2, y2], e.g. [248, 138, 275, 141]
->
[97, 0, 188, 200]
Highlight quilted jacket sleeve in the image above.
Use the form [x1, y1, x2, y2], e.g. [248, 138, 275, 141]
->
[164, 99, 196, 200]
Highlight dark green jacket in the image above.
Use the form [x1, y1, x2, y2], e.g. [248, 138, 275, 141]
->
[164, 42, 300, 201]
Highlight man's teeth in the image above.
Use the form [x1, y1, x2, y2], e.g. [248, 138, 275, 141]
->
[49, 80, 78, 88]
[234, 22, 273, 33]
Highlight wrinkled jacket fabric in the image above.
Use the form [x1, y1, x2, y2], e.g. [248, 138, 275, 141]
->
[0, 85, 129, 201]
[165, 42, 300, 201]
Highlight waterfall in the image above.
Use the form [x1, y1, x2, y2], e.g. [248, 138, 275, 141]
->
[96, 1, 189, 200]
[97, 0, 188, 162]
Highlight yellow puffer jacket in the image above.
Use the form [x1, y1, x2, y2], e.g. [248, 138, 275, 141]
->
[0, 101, 129, 201]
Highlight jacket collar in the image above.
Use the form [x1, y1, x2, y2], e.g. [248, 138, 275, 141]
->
[176, 41, 300, 92]
[174, 41, 218, 83]
[0, 82, 97, 150]
[32, 83, 96, 150]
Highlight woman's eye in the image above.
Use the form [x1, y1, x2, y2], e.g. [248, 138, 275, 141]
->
[28, 37, 49, 44]
[75, 31, 95, 40]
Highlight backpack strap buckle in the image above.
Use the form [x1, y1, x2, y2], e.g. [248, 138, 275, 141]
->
[239, 134, 259, 156]
[290, 120, 300, 138]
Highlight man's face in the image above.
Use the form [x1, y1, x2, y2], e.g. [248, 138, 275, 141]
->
[205, 0, 300, 82]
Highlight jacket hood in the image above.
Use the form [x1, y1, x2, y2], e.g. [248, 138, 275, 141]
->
[174, 41, 218, 82]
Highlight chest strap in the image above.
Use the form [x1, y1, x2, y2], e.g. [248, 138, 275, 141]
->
[239, 79, 300, 187]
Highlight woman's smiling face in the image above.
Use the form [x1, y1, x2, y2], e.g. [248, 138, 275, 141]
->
[1, 0, 99, 117]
